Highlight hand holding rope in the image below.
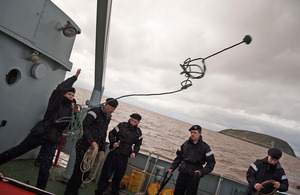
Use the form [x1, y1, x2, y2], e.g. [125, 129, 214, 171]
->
[156, 171, 174, 195]
[80, 147, 103, 184]
[80, 141, 120, 183]
[55, 104, 85, 140]
[255, 180, 278, 195]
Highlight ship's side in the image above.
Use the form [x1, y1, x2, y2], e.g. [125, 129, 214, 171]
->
[0, 0, 80, 157]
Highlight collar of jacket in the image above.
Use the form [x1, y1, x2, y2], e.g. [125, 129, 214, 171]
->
[62, 96, 73, 106]
[126, 120, 138, 131]
[188, 136, 203, 144]
[262, 157, 282, 169]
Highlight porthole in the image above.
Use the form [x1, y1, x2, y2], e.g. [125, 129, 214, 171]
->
[6, 69, 21, 85]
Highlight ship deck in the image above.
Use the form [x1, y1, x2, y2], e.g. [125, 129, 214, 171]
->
[0, 159, 133, 195]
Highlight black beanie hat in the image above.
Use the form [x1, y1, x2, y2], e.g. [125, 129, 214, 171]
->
[106, 98, 118, 108]
[189, 125, 202, 132]
[130, 113, 142, 121]
[268, 148, 282, 160]
[67, 87, 76, 93]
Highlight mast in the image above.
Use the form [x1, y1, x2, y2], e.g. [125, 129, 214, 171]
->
[86, 0, 113, 107]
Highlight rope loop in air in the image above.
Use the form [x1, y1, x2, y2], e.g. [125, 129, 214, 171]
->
[56, 35, 252, 140]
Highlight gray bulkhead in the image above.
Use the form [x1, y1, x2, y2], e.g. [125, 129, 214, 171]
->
[0, 0, 80, 158]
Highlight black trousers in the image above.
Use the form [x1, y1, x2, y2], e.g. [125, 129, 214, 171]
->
[174, 172, 200, 195]
[64, 148, 89, 195]
[95, 152, 128, 195]
[0, 132, 57, 190]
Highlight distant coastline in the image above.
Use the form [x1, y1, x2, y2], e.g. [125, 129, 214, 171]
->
[219, 129, 296, 157]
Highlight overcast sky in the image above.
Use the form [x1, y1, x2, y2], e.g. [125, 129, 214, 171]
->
[53, 0, 300, 157]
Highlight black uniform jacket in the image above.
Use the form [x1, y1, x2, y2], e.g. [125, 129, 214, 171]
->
[246, 157, 289, 194]
[30, 76, 77, 143]
[170, 136, 215, 176]
[109, 121, 143, 158]
[76, 105, 111, 154]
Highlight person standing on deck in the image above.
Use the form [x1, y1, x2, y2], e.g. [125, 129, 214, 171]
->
[246, 148, 289, 194]
[168, 125, 216, 195]
[64, 97, 118, 195]
[95, 113, 143, 195]
[0, 69, 81, 190]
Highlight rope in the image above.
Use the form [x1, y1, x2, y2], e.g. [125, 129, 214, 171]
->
[156, 172, 173, 195]
[80, 147, 105, 184]
[55, 35, 252, 140]
[55, 104, 85, 140]
[255, 180, 277, 195]
[189, 172, 201, 195]
[80, 143, 119, 184]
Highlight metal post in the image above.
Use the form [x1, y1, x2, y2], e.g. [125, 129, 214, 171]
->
[62, 0, 113, 182]
[86, 0, 113, 107]
[59, 137, 77, 183]
[214, 175, 223, 195]
[144, 154, 160, 192]
[136, 151, 152, 194]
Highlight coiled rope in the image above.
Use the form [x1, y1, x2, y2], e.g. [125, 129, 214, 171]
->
[80, 143, 119, 183]
[255, 180, 277, 195]
[56, 104, 85, 140]
[80, 147, 104, 183]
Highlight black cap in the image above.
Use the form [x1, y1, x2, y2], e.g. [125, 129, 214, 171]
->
[268, 148, 282, 160]
[130, 113, 142, 121]
[67, 87, 76, 93]
[106, 98, 118, 108]
[189, 125, 202, 132]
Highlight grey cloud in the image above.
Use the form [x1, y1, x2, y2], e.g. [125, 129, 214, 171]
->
[56, 0, 300, 155]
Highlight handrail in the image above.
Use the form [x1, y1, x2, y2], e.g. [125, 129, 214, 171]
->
[139, 148, 174, 162]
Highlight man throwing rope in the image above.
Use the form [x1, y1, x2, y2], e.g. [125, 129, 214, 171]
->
[0, 69, 81, 190]
[64, 97, 118, 195]
[95, 113, 143, 195]
[246, 148, 289, 195]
